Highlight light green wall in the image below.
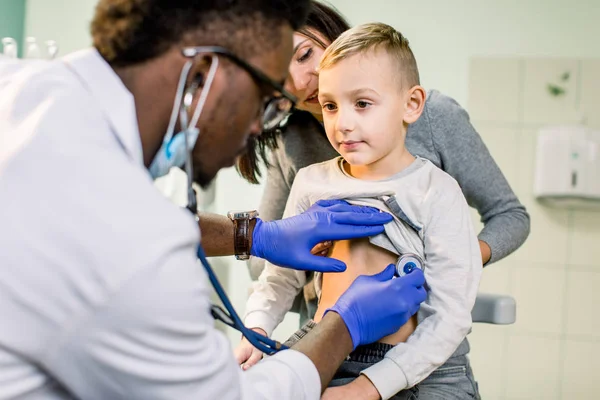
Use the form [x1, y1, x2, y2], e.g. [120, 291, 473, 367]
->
[21, 0, 600, 104]
[326, 0, 600, 106]
[0, 0, 26, 56]
[24, 0, 97, 57]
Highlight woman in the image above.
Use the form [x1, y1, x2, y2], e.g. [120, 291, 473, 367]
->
[239, 2, 530, 399]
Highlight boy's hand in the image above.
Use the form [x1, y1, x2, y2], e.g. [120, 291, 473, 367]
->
[321, 376, 381, 400]
[311, 241, 333, 257]
[234, 328, 267, 370]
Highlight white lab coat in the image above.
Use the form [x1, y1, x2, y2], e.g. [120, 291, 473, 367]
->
[0, 49, 320, 400]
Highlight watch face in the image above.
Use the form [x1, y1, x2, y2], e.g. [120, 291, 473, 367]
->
[228, 210, 259, 219]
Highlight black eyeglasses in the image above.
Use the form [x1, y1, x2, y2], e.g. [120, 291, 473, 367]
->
[182, 46, 296, 131]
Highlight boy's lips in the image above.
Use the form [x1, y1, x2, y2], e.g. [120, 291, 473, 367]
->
[340, 140, 364, 150]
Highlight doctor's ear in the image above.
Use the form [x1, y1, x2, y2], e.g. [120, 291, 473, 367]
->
[188, 54, 219, 88]
[403, 85, 426, 124]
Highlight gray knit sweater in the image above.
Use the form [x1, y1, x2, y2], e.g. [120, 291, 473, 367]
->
[249, 89, 530, 285]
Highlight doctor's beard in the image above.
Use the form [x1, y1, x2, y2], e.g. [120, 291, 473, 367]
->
[191, 161, 215, 189]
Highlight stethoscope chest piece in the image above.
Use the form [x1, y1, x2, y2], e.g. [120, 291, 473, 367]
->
[395, 253, 424, 277]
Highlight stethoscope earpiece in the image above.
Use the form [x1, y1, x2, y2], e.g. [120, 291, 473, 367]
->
[184, 75, 204, 108]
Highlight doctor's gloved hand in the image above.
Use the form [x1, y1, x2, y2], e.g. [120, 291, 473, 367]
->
[251, 200, 393, 273]
[325, 264, 427, 349]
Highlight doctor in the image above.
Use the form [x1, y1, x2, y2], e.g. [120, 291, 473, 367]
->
[0, 0, 427, 399]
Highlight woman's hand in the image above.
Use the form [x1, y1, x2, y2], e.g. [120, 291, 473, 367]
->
[479, 240, 491, 265]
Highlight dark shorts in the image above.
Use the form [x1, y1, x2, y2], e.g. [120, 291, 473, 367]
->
[285, 320, 480, 400]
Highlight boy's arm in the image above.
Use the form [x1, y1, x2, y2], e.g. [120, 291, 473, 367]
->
[243, 171, 310, 335]
[360, 180, 483, 400]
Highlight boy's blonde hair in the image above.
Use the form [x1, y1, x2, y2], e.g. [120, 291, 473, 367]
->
[319, 22, 420, 88]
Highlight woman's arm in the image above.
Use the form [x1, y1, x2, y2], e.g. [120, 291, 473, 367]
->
[427, 91, 530, 265]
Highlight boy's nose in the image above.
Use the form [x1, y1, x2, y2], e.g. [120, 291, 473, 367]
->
[335, 108, 355, 133]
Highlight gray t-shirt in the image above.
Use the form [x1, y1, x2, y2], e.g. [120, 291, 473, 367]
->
[249, 89, 530, 318]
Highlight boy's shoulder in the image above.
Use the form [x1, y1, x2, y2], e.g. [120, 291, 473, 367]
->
[416, 157, 463, 198]
[295, 157, 342, 182]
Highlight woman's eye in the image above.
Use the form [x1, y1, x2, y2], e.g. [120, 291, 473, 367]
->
[297, 47, 313, 63]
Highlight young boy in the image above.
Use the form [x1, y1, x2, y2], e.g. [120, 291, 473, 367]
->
[236, 23, 482, 399]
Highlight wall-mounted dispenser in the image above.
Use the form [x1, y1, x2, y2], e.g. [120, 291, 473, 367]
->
[534, 125, 600, 209]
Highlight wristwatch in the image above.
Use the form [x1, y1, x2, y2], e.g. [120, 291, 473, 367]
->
[227, 210, 259, 260]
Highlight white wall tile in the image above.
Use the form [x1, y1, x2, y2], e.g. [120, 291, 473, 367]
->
[479, 258, 512, 294]
[568, 210, 600, 268]
[505, 335, 562, 400]
[510, 265, 566, 335]
[512, 199, 569, 266]
[468, 325, 509, 400]
[514, 129, 537, 200]
[580, 60, 600, 130]
[522, 59, 580, 126]
[561, 339, 600, 399]
[475, 126, 520, 190]
[565, 270, 600, 339]
[468, 58, 521, 124]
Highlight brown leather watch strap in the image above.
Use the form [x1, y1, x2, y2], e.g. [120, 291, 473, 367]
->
[233, 217, 250, 259]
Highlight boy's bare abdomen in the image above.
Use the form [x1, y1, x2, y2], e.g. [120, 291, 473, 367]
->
[313, 237, 417, 345]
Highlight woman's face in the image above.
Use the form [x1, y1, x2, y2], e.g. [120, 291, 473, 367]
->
[284, 31, 330, 117]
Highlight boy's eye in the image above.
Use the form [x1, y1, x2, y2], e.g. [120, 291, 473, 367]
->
[297, 47, 313, 63]
[356, 100, 370, 109]
[323, 103, 337, 111]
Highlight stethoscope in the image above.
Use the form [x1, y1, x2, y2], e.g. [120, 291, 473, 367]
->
[196, 245, 289, 355]
[195, 234, 423, 356]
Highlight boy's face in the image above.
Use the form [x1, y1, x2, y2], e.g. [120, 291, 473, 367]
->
[318, 50, 410, 168]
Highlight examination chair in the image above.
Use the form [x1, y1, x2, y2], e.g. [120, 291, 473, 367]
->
[472, 293, 516, 324]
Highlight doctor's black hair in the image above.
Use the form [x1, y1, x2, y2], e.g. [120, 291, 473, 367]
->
[91, 0, 310, 67]
[236, 1, 350, 184]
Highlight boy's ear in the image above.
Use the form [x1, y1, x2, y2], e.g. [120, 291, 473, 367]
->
[403, 86, 426, 124]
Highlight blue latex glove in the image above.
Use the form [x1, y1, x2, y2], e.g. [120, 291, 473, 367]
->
[325, 264, 427, 349]
[251, 199, 393, 272]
